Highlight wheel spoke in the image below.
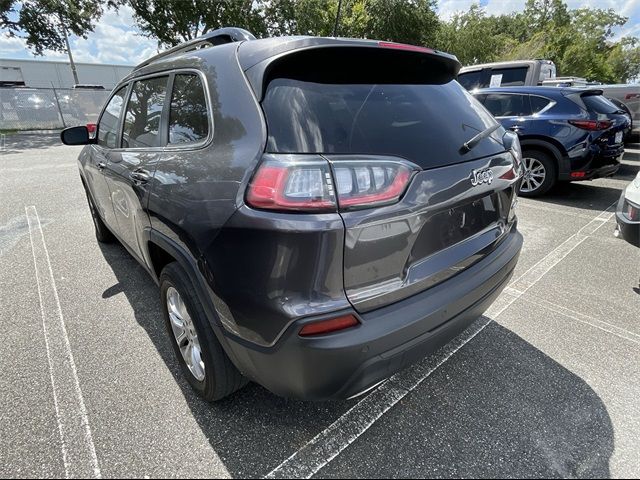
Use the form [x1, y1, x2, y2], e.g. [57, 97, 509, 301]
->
[166, 286, 205, 382]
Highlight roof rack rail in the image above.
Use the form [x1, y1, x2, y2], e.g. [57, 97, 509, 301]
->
[135, 27, 256, 70]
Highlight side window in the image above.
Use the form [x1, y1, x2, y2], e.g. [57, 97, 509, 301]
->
[489, 67, 528, 87]
[457, 70, 484, 91]
[98, 86, 127, 148]
[122, 76, 168, 149]
[483, 94, 531, 117]
[168, 74, 209, 145]
[530, 95, 552, 114]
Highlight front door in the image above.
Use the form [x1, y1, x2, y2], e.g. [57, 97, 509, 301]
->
[103, 75, 169, 261]
[87, 85, 128, 230]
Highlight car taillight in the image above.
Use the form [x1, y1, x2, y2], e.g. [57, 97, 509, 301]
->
[246, 156, 337, 212]
[332, 161, 414, 209]
[626, 201, 639, 221]
[86, 123, 97, 133]
[378, 41, 434, 54]
[569, 119, 612, 131]
[299, 314, 360, 337]
[246, 155, 416, 212]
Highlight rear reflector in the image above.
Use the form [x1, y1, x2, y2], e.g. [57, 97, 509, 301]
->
[378, 41, 434, 54]
[569, 119, 612, 131]
[299, 314, 360, 337]
[571, 171, 586, 178]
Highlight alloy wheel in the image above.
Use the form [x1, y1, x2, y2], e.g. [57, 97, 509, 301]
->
[521, 157, 546, 194]
[166, 286, 206, 381]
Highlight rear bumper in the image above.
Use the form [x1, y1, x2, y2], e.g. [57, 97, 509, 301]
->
[559, 153, 621, 181]
[225, 229, 523, 400]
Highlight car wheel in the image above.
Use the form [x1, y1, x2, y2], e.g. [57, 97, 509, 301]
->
[160, 262, 246, 401]
[519, 150, 556, 197]
[83, 185, 114, 243]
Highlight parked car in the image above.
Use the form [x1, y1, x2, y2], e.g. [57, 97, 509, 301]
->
[459, 59, 640, 140]
[61, 28, 523, 401]
[615, 171, 640, 247]
[472, 86, 630, 196]
[458, 59, 557, 90]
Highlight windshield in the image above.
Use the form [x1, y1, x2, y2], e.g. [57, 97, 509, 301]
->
[262, 79, 502, 169]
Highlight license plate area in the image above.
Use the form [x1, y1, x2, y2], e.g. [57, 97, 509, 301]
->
[409, 189, 511, 263]
[614, 131, 623, 144]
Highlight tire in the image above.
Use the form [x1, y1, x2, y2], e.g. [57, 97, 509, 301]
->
[83, 184, 114, 243]
[519, 150, 557, 197]
[160, 262, 246, 401]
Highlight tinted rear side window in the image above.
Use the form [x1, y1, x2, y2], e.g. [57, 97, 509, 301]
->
[458, 70, 483, 90]
[122, 76, 168, 148]
[581, 95, 619, 114]
[530, 95, 552, 114]
[489, 67, 528, 87]
[483, 94, 531, 117]
[262, 79, 501, 169]
[169, 74, 209, 144]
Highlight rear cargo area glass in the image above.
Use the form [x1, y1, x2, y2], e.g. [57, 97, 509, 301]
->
[262, 79, 503, 169]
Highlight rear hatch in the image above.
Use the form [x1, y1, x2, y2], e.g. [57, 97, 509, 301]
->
[567, 89, 631, 147]
[250, 42, 519, 312]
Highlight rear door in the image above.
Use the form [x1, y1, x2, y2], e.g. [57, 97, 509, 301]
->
[103, 74, 169, 260]
[260, 51, 519, 313]
[481, 93, 533, 134]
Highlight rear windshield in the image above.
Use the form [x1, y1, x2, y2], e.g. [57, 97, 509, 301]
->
[581, 94, 619, 114]
[262, 79, 503, 168]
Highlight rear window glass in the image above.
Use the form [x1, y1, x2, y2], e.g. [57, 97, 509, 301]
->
[581, 95, 619, 114]
[262, 79, 502, 168]
[489, 67, 528, 87]
[483, 94, 531, 117]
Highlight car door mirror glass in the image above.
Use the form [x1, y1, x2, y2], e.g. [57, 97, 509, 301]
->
[60, 126, 93, 145]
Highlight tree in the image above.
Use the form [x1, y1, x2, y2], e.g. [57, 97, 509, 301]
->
[126, 0, 268, 47]
[0, 0, 107, 55]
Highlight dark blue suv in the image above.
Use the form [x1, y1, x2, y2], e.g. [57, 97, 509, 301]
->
[473, 87, 630, 196]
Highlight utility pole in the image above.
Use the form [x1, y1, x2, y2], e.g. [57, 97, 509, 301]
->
[59, 14, 79, 85]
[333, 0, 343, 37]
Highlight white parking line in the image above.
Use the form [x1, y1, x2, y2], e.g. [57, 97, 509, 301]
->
[26, 206, 101, 479]
[264, 200, 618, 480]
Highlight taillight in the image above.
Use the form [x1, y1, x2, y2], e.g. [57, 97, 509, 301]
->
[626, 201, 639, 221]
[569, 119, 612, 131]
[332, 161, 414, 209]
[246, 155, 416, 212]
[246, 156, 337, 212]
[86, 123, 97, 133]
[299, 314, 360, 337]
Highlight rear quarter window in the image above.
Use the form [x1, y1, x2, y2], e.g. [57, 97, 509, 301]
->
[168, 73, 209, 145]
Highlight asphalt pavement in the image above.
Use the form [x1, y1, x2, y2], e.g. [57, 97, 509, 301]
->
[1, 133, 638, 478]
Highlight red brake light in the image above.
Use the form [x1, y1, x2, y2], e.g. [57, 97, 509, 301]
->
[625, 93, 640, 100]
[86, 123, 97, 133]
[246, 158, 337, 212]
[571, 171, 586, 178]
[378, 41, 434, 54]
[569, 119, 612, 131]
[299, 314, 359, 337]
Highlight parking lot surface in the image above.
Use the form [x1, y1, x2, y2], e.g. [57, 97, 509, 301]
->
[1, 134, 639, 478]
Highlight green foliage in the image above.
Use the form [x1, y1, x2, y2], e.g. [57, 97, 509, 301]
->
[126, 0, 268, 47]
[0, 0, 110, 55]
[436, 0, 640, 83]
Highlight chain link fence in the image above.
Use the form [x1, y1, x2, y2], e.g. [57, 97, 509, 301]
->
[0, 87, 110, 131]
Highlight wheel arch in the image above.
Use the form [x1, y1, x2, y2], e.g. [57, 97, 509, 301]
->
[519, 136, 570, 177]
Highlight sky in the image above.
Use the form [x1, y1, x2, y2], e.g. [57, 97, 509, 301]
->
[1, 1, 640, 66]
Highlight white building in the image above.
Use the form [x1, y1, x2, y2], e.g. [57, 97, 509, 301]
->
[0, 58, 133, 89]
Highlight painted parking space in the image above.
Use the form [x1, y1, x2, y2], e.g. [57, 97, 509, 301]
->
[0, 134, 638, 478]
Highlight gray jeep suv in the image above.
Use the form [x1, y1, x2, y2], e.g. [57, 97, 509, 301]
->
[61, 28, 523, 401]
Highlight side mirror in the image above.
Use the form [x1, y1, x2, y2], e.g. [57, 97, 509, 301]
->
[61, 126, 94, 145]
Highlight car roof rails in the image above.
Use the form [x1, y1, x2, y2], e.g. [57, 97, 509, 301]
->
[135, 27, 256, 70]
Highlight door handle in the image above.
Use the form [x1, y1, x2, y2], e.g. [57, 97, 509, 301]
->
[130, 169, 151, 184]
[509, 126, 525, 132]
[97, 161, 106, 170]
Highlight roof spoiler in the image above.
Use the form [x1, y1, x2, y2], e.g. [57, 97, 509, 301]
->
[135, 27, 256, 70]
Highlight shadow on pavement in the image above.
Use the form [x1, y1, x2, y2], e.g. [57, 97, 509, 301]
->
[99, 242, 615, 479]
[1, 133, 62, 154]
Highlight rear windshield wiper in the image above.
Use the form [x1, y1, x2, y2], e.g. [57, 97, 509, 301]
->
[459, 123, 501, 154]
